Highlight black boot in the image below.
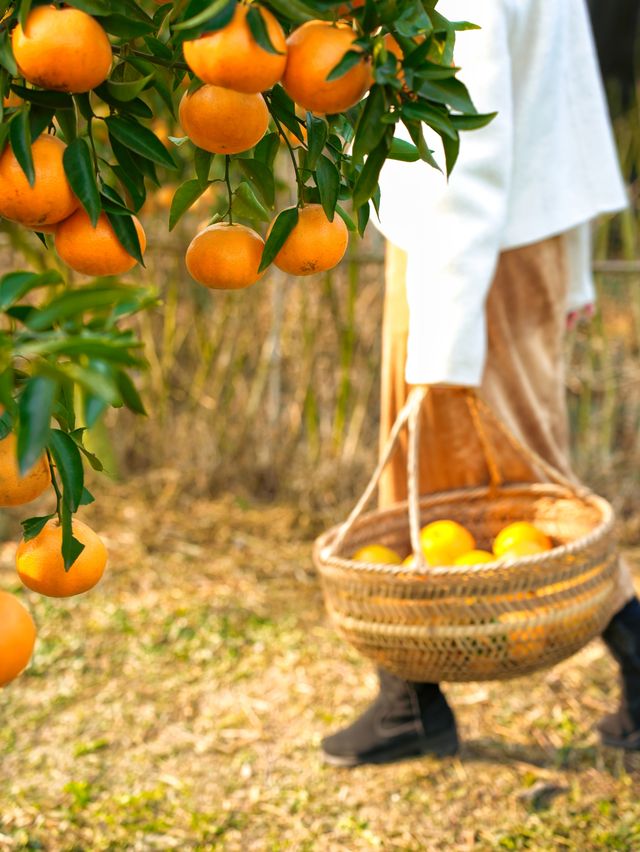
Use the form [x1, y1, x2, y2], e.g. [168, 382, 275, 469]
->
[321, 668, 459, 767]
[599, 598, 640, 750]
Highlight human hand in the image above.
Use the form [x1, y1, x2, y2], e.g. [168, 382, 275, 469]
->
[566, 304, 595, 331]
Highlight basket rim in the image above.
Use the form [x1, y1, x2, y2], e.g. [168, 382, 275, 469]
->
[314, 482, 615, 579]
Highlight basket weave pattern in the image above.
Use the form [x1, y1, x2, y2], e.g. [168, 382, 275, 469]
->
[313, 389, 621, 682]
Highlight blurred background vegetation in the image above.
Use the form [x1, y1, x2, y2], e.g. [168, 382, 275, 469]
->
[1, 3, 639, 532]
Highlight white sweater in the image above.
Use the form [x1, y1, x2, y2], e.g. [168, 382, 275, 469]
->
[375, 0, 628, 386]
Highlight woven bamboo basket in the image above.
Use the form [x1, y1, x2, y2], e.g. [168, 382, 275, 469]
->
[313, 388, 621, 682]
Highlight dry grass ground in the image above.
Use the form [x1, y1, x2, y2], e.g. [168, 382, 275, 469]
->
[1, 480, 639, 851]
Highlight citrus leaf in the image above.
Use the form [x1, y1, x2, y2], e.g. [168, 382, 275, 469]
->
[246, 5, 284, 55]
[17, 375, 56, 474]
[169, 179, 210, 231]
[105, 116, 177, 169]
[259, 206, 298, 272]
[9, 85, 73, 110]
[0, 270, 62, 310]
[305, 114, 327, 170]
[9, 108, 34, 185]
[194, 148, 213, 184]
[106, 73, 155, 103]
[49, 428, 84, 512]
[21, 514, 55, 542]
[327, 49, 365, 83]
[116, 370, 146, 415]
[59, 499, 84, 572]
[388, 137, 420, 162]
[316, 155, 339, 221]
[63, 138, 101, 227]
[237, 158, 275, 207]
[105, 210, 145, 266]
[174, 0, 236, 33]
[79, 487, 95, 506]
[0, 31, 18, 77]
[233, 181, 270, 223]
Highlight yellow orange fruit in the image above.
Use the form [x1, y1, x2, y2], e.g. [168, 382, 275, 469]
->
[0, 134, 79, 228]
[55, 210, 146, 276]
[12, 5, 112, 93]
[352, 544, 402, 565]
[179, 85, 269, 154]
[454, 549, 495, 566]
[0, 432, 50, 507]
[0, 591, 36, 687]
[420, 520, 475, 566]
[184, 5, 287, 94]
[3, 92, 22, 108]
[282, 21, 372, 114]
[186, 223, 265, 290]
[270, 204, 349, 276]
[498, 540, 549, 560]
[16, 518, 107, 598]
[493, 522, 552, 557]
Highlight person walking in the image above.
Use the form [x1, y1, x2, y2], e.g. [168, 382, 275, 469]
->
[322, 0, 640, 767]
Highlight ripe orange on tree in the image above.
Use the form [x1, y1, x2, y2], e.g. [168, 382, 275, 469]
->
[179, 86, 269, 155]
[420, 520, 475, 566]
[12, 5, 112, 94]
[186, 223, 265, 290]
[183, 4, 287, 94]
[17, 519, 108, 598]
[492, 522, 552, 557]
[270, 204, 349, 276]
[282, 21, 372, 114]
[0, 134, 78, 228]
[0, 433, 51, 507]
[0, 590, 36, 687]
[55, 210, 146, 277]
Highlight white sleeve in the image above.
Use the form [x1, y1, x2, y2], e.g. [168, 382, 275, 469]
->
[564, 222, 596, 313]
[403, 5, 513, 387]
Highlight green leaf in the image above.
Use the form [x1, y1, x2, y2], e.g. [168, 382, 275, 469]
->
[260, 0, 321, 25]
[26, 286, 139, 332]
[0, 270, 62, 310]
[174, 0, 236, 33]
[253, 131, 280, 168]
[305, 114, 327, 170]
[9, 85, 74, 110]
[79, 486, 95, 506]
[246, 6, 285, 55]
[442, 131, 460, 175]
[104, 116, 177, 170]
[418, 77, 477, 114]
[49, 429, 84, 512]
[17, 375, 56, 474]
[194, 148, 213, 184]
[233, 181, 270, 222]
[352, 128, 393, 209]
[59, 499, 85, 572]
[389, 137, 420, 162]
[316, 155, 340, 221]
[327, 49, 365, 84]
[259, 206, 299, 272]
[105, 211, 145, 266]
[0, 31, 18, 77]
[335, 204, 356, 232]
[29, 106, 54, 142]
[63, 138, 101, 227]
[169, 179, 211, 231]
[116, 371, 146, 415]
[9, 108, 34, 185]
[21, 514, 55, 542]
[401, 100, 457, 140]
[100, 14, 155, 38]
[56, 107, 78, 144]
[18, 0, 32, 32]
[450, 112, 497, 131]
[352, 84, 387, 163]
[106, 73, 155, 103]
[62, 362, 121, 407]
[66, 0, 110, 14]
[237, 158, 275, 207]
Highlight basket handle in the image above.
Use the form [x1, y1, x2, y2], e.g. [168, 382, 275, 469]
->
[323, 386, 593, 562]
[324, 386, 428, 560]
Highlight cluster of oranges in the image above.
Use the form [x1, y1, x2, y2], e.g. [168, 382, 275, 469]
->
[0, 4, 376, 287]
[0, 433, 108, 688]
[352, 520, 553, 567]
[181, 6, 371, 289]
[0, 6, 146, 278]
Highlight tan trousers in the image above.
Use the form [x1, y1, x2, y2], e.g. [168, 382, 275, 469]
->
[380, 238, 635, 604]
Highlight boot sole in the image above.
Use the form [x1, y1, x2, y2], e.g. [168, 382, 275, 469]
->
[322, 727, 459, 767]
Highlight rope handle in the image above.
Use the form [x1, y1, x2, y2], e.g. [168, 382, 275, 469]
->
[324, 386, 427, 559]
[323, 386, 592, 562]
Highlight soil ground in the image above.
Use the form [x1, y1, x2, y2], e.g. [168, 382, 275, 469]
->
[1, 480, 639, 851]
